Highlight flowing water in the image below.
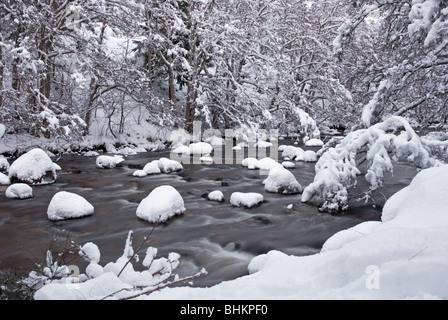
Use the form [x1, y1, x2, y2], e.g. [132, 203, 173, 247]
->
[0, 140, 418, 287]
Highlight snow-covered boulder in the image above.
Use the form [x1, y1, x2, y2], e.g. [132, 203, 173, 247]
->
[305, 138, 324, 147]
[96, 155, 125, 169]
[303, 150, 318, 162]
[47, 191, 94, 221]
[0, 157, 9, 174]
[257, 157, 279, 171]
[263, 165, 303, 194]
[230, 192, 264, 208]
[0, 172, 10, 185]
[208, 190, 224, 202]
[158, 158, 183, 173]
[9, 148, 57, 185]
[171, 143, 190, 155]
[0, 124, 5, 138]
[5, 183, 33, 199]
[282, 161, 295, 169]
[281, 146, 305, 161]
[189, 142, 213, 156]
[133, 170, 147, 177]
[136, 185, 186, 223]
[144, 160, 162, 175]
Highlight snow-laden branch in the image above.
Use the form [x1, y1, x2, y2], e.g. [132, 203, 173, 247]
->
[302, 116, 438, 213]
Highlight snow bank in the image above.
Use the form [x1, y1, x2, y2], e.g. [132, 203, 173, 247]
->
[136, 185, 186, 223]
[47, 191, 94, 221]
[230, 192, 264, 208]
[9, 148, 58, 185]
[96, 155, 125, 169]
[262, 165, 303, 194]
[150, 165, 448, 300]
[5, 183, 33, 199]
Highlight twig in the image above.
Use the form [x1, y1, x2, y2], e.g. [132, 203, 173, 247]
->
[117, 220, 160, 278]
[119, 269, 208, 300]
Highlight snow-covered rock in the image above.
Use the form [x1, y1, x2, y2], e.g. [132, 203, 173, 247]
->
[230, 192, 264, 208]
[47, 191, 94, 221]
[282, 161, 296, 169]
[9, 148, 57, 185]
[254, 141, 273, 148]
[0, 157, 9, 174]
[208, 190, 224, 202]
[263, 165, 303, 194]
[132, 170, 147, 177]
[171, 143, 190, 155]
[303, 150, 318, 162]
[281, 146, 305, 161]
[96, 155, 125, 169]
[158, 157, 183, 173]
[189, 142, 213, 156]
[149, 165, 448, 300]
[5, 183, 33, 199]
[0, 172, 10, 185]
[0, 124, 5, 138]
[257, 157, 279, 171]
[143, 160, 162, 175]
[305, 138, 324, 147]
[136, 185, 186, 223]
[242, 157, 259, 170]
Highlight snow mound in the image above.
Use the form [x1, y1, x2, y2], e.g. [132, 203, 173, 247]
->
[242, 157, 259, 170]
[5, 183, 33, 199]
[96, 155, 125, 169]
[0, 172, 10, 185]
[189, 142, 213, 156]
[47, 191, 94, 221]
[282, 161, 295, 169]
[144, 160, 162, 175]
[263, 165, 303, 194]
[254, 141, 273, 148]
[208, 190, 224, 202]
[257, 157, 279, 171]
[0, 157, 9, 174]
[230, 192, 264, 208]
[136, 185, 186, 223]
[9, 148, 57, 185]
[305, 138, 324, 147]
[303, 150, 318, 162]
[281, 146, 305, 161]
[158, 158, 183, 173]
[133, 170, 147, 177]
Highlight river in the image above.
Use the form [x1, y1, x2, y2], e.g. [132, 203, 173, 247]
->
[0, 140, 417, 287]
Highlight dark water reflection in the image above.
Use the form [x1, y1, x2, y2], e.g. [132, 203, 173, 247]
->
[0, 141, 417, 287]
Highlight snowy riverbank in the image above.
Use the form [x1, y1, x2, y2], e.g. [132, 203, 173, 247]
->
[33, 164, 448, 300]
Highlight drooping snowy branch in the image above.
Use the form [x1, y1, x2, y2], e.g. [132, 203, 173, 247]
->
[302, 116, 437, 213]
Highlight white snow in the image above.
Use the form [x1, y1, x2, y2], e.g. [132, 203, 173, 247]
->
[96, 155, 125, 169]
[242, 157, 259, 170]
[157, 157, 183, 173]
[5, 183, 33, 199]
[262, 165, 303, 194]
[47, 191, 94, 221]
[230, 192, 264, 208]
[189, 142, 213, 156]
[208, 190, 224, 202]
[136, 185, 186, 223]
[144, 160, 162, 175]
[305, 138, 324, 147]
[0, 124, 5, 138]
[9, 148, 57, 185]
[148, 165, 448, 300]
[0, 172, 10, 185]
[282, 161, 295, 169]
